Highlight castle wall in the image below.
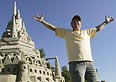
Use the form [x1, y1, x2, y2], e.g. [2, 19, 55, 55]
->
[0, 75, 16, 82]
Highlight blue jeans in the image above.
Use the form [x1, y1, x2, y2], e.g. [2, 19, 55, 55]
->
[69, 61, 99, 82]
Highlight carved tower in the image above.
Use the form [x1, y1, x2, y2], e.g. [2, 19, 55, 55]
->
[0, 1, 65, 82]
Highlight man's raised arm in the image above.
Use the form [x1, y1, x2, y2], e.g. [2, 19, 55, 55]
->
[96, 16, 114, 32]
[33, 13, 56, 31]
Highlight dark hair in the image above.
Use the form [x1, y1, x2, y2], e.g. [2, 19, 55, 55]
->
[71, 15, 81, 27]
[72, 15, 81, 21]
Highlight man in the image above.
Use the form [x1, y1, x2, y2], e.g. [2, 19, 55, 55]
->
[33, 14, 114, 82]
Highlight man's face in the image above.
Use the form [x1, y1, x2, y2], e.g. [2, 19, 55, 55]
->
[71, 18, 82, 31]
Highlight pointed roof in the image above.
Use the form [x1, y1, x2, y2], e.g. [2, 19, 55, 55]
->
[55, 56, 62, 78]
[12, 55, 20, 64]
[3, 55, 12, 65]
[13, 0, 17, 16]
[1, 1, 35, 47]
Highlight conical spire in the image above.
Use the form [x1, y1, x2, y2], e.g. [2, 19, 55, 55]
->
[1, 0, 34, 47]
[13, 1, 17, 16]
[55, 56, 62, 78]
[11, 0, 17, 37]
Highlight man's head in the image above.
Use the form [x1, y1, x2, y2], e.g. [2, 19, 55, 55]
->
[71, 15, 82, 31]
[72, 15, 81, 22]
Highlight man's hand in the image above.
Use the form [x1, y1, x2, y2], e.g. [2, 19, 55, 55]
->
[96, 16, 114, 32]
[105, 16, 114, 24]
[33, 13, 44, 22]
[33, 13, 56, 31]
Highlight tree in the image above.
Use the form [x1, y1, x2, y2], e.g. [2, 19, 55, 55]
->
[61, 66, 71, 82]
[38, 48, 46, 58]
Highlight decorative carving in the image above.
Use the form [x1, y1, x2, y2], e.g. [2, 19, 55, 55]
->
[0, 1, 65, 82]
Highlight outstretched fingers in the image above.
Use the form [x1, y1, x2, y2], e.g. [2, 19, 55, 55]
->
[33, 13, 44, 22]
[105, 16, 114, 23]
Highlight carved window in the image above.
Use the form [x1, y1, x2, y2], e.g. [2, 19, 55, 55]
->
[8, 33, 11, 37]
[5, 54, 8, 57]
[34, 69, 37, 73]
[1, 54, 4, 57]
[23, 66, 26, 69]
[47, 72, 49, 75]
[37, 77, 41, 81]
[26, 57, 32, 64]
[47, 63, 51, 69]
[39, 70, 42, 74]
[46, 78, 49, 81]
[43, 71, 45, 75]
[13, 53, 16, 56]
[30, 69, 32, 72]
[37, 56, 39, 58]
[36, 60, 41, 66]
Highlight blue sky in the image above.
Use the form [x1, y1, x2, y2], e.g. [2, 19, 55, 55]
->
[0, 0, 116, 82]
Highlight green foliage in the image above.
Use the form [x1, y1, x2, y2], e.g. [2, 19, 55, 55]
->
[38, 48, 46, 58]
[61, 66, 71, 82]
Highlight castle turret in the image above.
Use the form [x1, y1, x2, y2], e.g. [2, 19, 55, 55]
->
[55, 56, 65, 82]
[1, 0, 35, 48]
[0, 1, 65, 82]
[18, 61, 31, 82]
[13, 1, 17, 16]
[12, 0, 17, 37]
[55, 56, 62, 78]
